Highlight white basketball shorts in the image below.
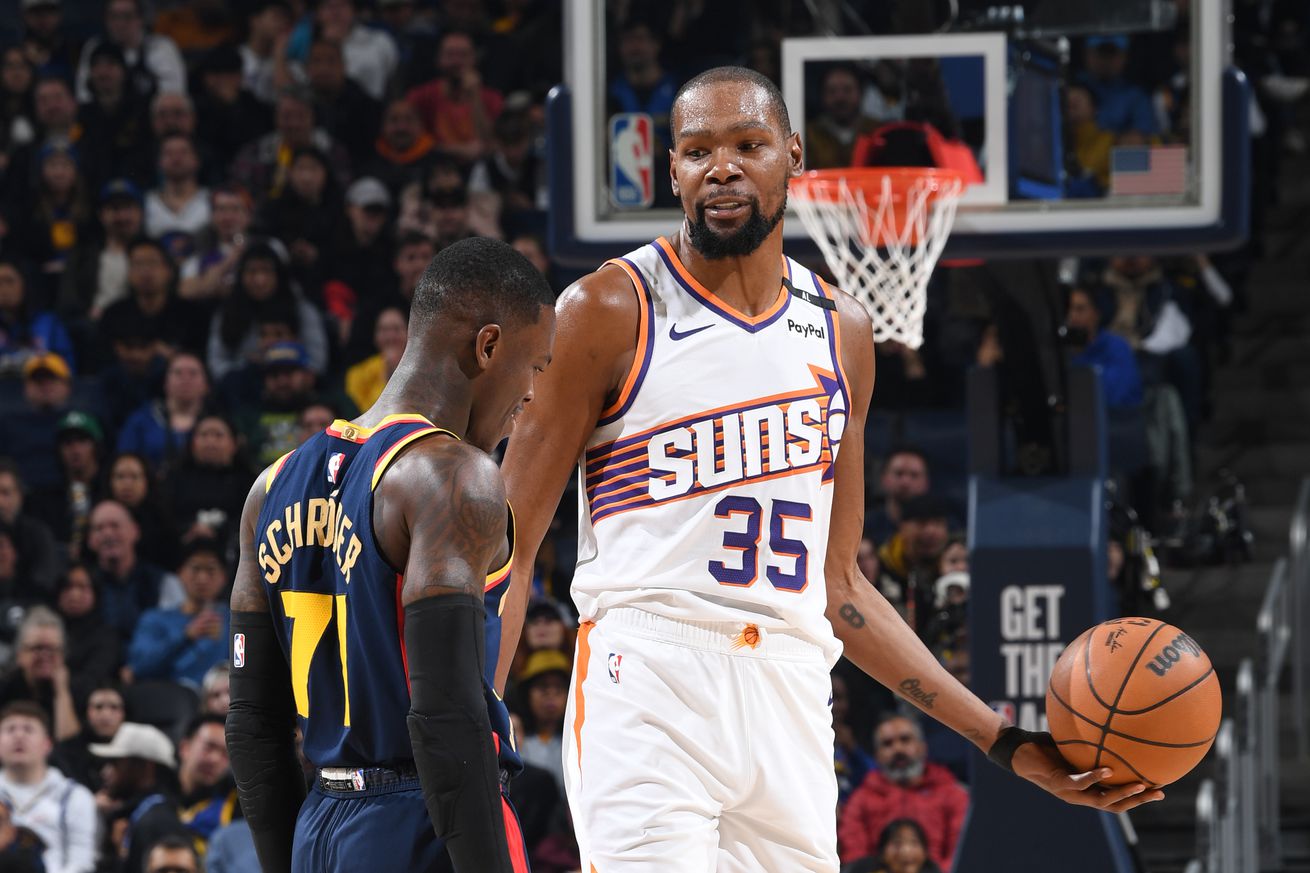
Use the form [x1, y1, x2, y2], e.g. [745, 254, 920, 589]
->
[563, 606, 839, 872]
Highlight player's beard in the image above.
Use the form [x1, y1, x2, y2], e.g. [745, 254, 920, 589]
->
[687, 187, 788, 260]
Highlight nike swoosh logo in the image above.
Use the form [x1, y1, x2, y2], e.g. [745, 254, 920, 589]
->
[669, 323, 713, 341]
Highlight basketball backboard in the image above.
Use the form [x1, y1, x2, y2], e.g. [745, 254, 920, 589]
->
[548, 0, 1249, 267]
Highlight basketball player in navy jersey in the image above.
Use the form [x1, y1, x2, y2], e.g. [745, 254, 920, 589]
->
[499, 67, 1163, 871]
[225, 237, 554, 873]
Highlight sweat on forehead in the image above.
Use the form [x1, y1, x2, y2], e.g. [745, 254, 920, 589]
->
[671, 67, 791, 142]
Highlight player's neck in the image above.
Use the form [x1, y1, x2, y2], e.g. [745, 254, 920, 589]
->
[360, 353, 472, 440]
[671, 228, 787, 316]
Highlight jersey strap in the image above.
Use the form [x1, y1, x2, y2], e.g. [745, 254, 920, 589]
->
[370, 424, 460, 490]
[597, 257, 655, 427]
[265, 451, 295, 492]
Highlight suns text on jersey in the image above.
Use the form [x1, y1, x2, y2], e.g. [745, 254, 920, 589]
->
[258, 497, 363, 585]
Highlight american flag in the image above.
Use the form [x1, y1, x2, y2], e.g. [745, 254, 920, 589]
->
[1110, 146, 1189, 196]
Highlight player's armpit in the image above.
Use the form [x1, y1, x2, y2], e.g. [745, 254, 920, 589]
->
[497, 264, 642, 690]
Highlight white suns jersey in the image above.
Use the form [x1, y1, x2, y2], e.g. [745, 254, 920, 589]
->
[572, 237, 852, 664]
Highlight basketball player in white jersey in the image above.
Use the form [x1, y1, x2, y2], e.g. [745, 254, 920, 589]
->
[499, 67, 1163, 871]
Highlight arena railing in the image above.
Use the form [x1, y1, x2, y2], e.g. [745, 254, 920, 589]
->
[1255, 559, 1290, 868]
[1290, 478, 1310, 760]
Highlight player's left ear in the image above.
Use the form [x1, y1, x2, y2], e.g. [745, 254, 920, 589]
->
[788, 131, 804, 177]
[473, 324, 503, 371]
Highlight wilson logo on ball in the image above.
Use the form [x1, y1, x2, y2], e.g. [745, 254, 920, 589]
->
[1145, 632, 1203, 678]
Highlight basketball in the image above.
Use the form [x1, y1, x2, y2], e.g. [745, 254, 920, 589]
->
[1045, 618, 1222, 788]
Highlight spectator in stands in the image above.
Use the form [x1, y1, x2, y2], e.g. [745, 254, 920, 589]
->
[306, 0, 398, 102]
[511, 232, 552, 281]
[2, 76, 78, 213]
[468, 107, 543, 238]
[85, 499, 177, 642]
[843, 818, 943, 873]
[806, 64, 879, 170]
[127, 540, 228, 688]
[199, 663, 228, 717]
[1064, 285, 1143, 409]
[877, 495, 952, 635]
[163, 414, 250, 555]
[406, 29, 502, 163]
[25, 409, 103, 555]
[76, 0, 186, 102]
[296, 401, 335, 444]
[234, 341, 319, 466]
[305, 36, 381, 165]
[53, 567, 121, 711]
[206, 818, 258, 873]
[0, 796, 45, 873]
[0, 259, 75, 378]
[230, 86, 349, 204]
[143, 834, 201, 873]
[0, 464, 60, 600]
[0, 701, 96, 873]
[1064, 84, 1113, 195]
[607, 19, 675, 149]
[106, 454, 170, 566]
[98, 237, 207, 360]
[76, 42, 152, 190]
[116, 352, 211, 469]
[239, 1, 293, 105]
[179, 185, 252, 303]
[13, 141, 89, 290]
[0, 45, 35, 148]
[0, 608, 79, 742]
[426, 165, 475, 249]
[149, 92, 222, 186]
[20, 0, 79, 84]
[255, 146, 343, 287]
[55, 682, 124, 791]
[866, 446, 931, 545]
[937, 537, 967, 576]
[832, 673, 875, 811]
[838, 714, 968, 870]
[171, 714, 237, 847]
[362, 98, 439, 198]
[194, 45, 272, 173]
[57, 178, 144, 328]
[344, 306, 406, 411]
[344, 230, 432, 362]
[857, 537, 881, 588]
[323, 177, 395, 340]
[208, 241, 328, 380]
[1101, 255, 1203, 428]
[1078, 36, 1157, 138]
[515, 649, 569, 792]
[90, 721, 184, 873]
[144, 134, 210, 261]
[98, 319, 166, 433]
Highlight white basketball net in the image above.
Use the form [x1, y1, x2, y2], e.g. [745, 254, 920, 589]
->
[791, 172, 963, 349]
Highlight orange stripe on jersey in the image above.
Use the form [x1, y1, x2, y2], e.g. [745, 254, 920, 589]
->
[816, 276, 853, 394]
[572, 622, 593, 789]
[654, 236, 789, 326]
[596, 259, 651, 423]
[264, 451, 294, 492]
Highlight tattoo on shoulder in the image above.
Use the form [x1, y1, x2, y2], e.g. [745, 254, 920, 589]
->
[406, 450, 505, 601]
[898, 678, 937, 710]
[838, 602, 866, 629]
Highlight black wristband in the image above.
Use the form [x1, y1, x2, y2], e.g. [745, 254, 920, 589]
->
[986, 725, 1057, 772]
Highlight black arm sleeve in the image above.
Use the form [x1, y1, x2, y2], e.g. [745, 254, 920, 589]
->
[404, 594, 514, 873]
[226, 609, 306, 873]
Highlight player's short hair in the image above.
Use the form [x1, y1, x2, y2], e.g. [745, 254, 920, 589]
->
[410, 237, 553, 332]
[672, 66, 792, 140]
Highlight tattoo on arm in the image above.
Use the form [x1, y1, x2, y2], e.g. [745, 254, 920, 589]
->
[838, 602, 866, 629]
[230, 475, 271, 613]
[898, 678, 938, 710]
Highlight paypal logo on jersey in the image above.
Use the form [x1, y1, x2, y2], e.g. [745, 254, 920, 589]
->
[787, 319, 825, 340]
[327, 452, 345, 484]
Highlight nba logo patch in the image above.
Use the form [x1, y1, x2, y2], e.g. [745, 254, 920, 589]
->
[610, 113, 654, 209]
[990, 700, 1016, 723]
[232, 633, 245, 668]
[327, 452, 345, 484]
[351, 770, 366, 791]
[607, 653, 622, 684]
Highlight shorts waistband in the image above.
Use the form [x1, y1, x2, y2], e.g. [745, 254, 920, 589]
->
[595, 607, 824, 661]
[316, 763, 419, 795]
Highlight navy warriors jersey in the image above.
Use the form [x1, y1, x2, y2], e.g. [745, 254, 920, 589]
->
[254, 415, 516, 769]
[574, 238, 851, 663]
